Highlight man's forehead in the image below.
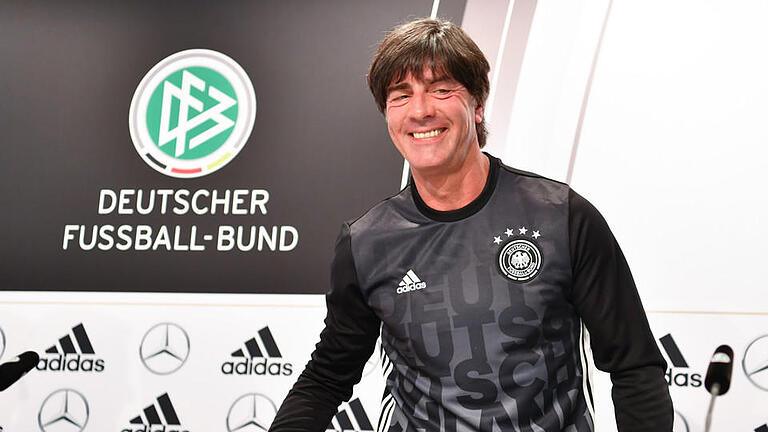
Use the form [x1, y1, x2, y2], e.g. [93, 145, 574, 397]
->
[387, 67, 456, 89]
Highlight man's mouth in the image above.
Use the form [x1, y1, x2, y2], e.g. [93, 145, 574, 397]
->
[409, 128, 446, 139]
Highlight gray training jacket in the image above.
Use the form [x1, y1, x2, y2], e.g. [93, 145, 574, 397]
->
[270, 154, 673, 432]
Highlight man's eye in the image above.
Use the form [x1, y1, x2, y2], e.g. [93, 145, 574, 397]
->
[389, 94, 408, 102]
[435, 88, 451, 95]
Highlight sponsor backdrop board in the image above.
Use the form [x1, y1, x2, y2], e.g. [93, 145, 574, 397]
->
[0, 292, 385, 431]
[5, 296, 767, 431]
[593, 312, 768, 431]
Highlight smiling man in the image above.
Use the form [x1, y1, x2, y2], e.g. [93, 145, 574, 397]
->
[384, 66, 488, 212]
[269, 18, 673, 432]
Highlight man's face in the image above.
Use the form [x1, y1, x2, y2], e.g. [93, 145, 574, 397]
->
[385, 67, 483, 174]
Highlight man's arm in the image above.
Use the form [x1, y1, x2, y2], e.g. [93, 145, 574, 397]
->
[269, 222, 381, 432]
[568, 189, 673, 431]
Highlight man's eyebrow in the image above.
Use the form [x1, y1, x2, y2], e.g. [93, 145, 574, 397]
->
[387, 75, 455, 93]
[386, 82, 411, 93]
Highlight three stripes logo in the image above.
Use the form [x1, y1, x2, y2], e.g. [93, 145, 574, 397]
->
[327, 398, 373, 432]
[123, 393, 187, 432]
[396, 269, 426, 295]
[221, 326, 293, 376]
[659, 334, 702, 388]
[37, 323, 105, 373]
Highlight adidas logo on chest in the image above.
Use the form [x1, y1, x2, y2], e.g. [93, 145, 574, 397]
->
[396, 269, 427, 294]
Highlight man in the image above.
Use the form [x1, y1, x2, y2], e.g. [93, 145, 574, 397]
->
[270, 18, 672, 432]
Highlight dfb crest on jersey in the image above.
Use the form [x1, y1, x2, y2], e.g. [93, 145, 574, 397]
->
[492, 226, 543, 283]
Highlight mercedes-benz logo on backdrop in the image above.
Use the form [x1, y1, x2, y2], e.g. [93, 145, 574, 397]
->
[673, 410, 689, 432]
[743, 334, 768, 391]
[139, 322, 190, 375]
[0, 327, 6, 360]
[226, 392, 277, 432]
[38, 388, 89, 432]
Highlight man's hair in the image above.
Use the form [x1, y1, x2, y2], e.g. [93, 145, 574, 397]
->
[367, 18, 491, 148]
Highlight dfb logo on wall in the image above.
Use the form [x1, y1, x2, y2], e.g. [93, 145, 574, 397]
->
[129, 49, 256, 178]
[65, 49, 299, 254]
[658, 334, 702, 388]
[37, 323, 105, 373]
[38, 388, 89, 432]
[140, 323, 190, 375]
[327, 398, 374, 432]
[123, 393, 187, 432]
[221, 326, 293, 376]
[742, 334, 768, 391]
[226, 393, 277, 432]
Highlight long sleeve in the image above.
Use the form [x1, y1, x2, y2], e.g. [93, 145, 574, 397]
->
[269, 222, 382, 432]
[568, 189, 673, 431]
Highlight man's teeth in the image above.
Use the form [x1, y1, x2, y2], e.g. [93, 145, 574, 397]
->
[412, 129, 444, 139]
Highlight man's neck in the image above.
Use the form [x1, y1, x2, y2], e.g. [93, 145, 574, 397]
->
[411, 150, 490, 212]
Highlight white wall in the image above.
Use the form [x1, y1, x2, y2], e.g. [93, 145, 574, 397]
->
[463, 0, 768, 429]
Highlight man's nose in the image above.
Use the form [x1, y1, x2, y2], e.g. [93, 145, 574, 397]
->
[408, 92, 435, 120]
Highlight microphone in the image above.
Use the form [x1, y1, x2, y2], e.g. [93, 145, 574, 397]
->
[0, 351, 40, 391]
[705, 344, 734, 396]
[703, 345, 733, 432]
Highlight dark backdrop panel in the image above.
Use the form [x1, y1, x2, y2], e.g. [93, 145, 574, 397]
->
[0, 1, 466, 293]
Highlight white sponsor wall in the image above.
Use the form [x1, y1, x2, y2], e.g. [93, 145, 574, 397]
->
[0, 292, 386, 431]
[464, 0, 768, 429]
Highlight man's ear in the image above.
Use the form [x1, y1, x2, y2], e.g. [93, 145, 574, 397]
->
[475, 103, 484, 123]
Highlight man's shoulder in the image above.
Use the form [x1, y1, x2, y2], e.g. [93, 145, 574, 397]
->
[492, 156, 571, 206]
[345, 185, 416, 237]
[495, 156, 567, 186]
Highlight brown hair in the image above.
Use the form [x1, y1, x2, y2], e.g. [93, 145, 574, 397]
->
[367, 18, 490, 148]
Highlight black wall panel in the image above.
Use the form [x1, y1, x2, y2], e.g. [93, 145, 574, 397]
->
[0, 1, 466, 293]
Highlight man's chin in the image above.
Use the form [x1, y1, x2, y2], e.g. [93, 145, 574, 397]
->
[406, 156, 452, 174]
